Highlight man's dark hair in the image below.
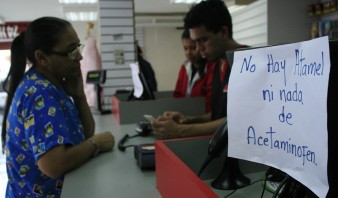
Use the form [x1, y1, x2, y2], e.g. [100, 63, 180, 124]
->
[181, 28, 191, 40]
[184, 0, 233, 39]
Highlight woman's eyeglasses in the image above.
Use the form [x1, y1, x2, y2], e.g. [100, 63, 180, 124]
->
[46, 44, 84, 61]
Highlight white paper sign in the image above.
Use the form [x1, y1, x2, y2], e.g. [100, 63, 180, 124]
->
[129, 62, 143, 98]
[228, 36, 330, 198]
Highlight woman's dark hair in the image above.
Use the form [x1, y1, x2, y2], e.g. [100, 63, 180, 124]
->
[25, 17, 71, 65]
[184, 0, 233, 39]
[1, 17, 71, 152]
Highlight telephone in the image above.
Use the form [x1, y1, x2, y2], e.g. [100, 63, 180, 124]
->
[208, 119, 229, 157]
[117, 121, 155, 169]
[198, 119, 251, 190]
[198, 119, 228, 176]
[118, 121, 153, 151]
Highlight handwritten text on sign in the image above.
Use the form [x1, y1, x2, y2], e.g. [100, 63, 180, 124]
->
[227, 37, 330, 198]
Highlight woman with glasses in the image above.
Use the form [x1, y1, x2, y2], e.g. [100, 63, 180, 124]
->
[1, 17, 115, 198]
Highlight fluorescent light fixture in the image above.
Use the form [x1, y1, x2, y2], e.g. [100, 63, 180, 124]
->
[170, 0, 201, 4]
[59, 0, 97, 4]
[65, 11, 97, 21]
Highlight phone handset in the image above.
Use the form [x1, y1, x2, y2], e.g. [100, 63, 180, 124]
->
[143, 114, 155, 122]
[208, 119, 228, 157]
[198, 119, 228, 176]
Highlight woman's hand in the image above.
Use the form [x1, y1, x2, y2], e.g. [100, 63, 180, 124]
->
[37, 131, 115, 179]
[63, 67, 85, 99]
[91, 132, 115, 152]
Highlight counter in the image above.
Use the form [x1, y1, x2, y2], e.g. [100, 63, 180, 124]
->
[61, 114, 272, 198]
[61, 114, 161, 198]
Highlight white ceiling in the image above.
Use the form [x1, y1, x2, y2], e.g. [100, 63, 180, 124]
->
[0, 0, 191, 22]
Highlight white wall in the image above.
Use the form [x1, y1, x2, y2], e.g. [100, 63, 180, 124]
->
[232, 0, 268, 47]
[267, 0, 318, 45]
[71, 21, 100, 46]
[232, 0, 318, 47]
[72, 0, 318, 97]
[71, 22, 184, 93]
[143, 27, 185, 91]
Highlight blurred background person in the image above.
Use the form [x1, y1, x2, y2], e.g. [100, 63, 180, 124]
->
[137, 45, 157, 92]
[173, 29, 207, 99]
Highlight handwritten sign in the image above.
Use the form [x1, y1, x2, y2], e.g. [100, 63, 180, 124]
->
[228, 36, 330, 198]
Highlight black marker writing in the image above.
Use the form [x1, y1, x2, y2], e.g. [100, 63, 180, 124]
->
[267, 54, 287, 86]
[240, 55, 256, 73]
[294, 49, 324, 77]
[247, 126, 317, 166]
[279, 83, 303, 105]
[262, 85, 274, 102]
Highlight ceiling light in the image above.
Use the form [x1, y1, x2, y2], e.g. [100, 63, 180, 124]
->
[170, 0, 201, 4]
[65, 11, 97, 21]
[59, 0, 97, 4]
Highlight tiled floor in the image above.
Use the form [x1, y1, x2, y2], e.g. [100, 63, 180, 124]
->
[0, 113, 7, 198]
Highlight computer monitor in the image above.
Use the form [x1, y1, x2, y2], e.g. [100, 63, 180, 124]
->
[128, 62, 155, 101]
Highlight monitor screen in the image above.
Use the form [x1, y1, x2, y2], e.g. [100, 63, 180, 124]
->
[86, 70, 106, 84]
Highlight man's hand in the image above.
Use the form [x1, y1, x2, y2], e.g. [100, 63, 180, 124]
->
[163, 111, 195, 124]
[152, 116, 183, 139]
[163, 111, 186, 123]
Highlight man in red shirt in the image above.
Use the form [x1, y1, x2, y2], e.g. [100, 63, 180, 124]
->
[153, 0, 248, 139]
